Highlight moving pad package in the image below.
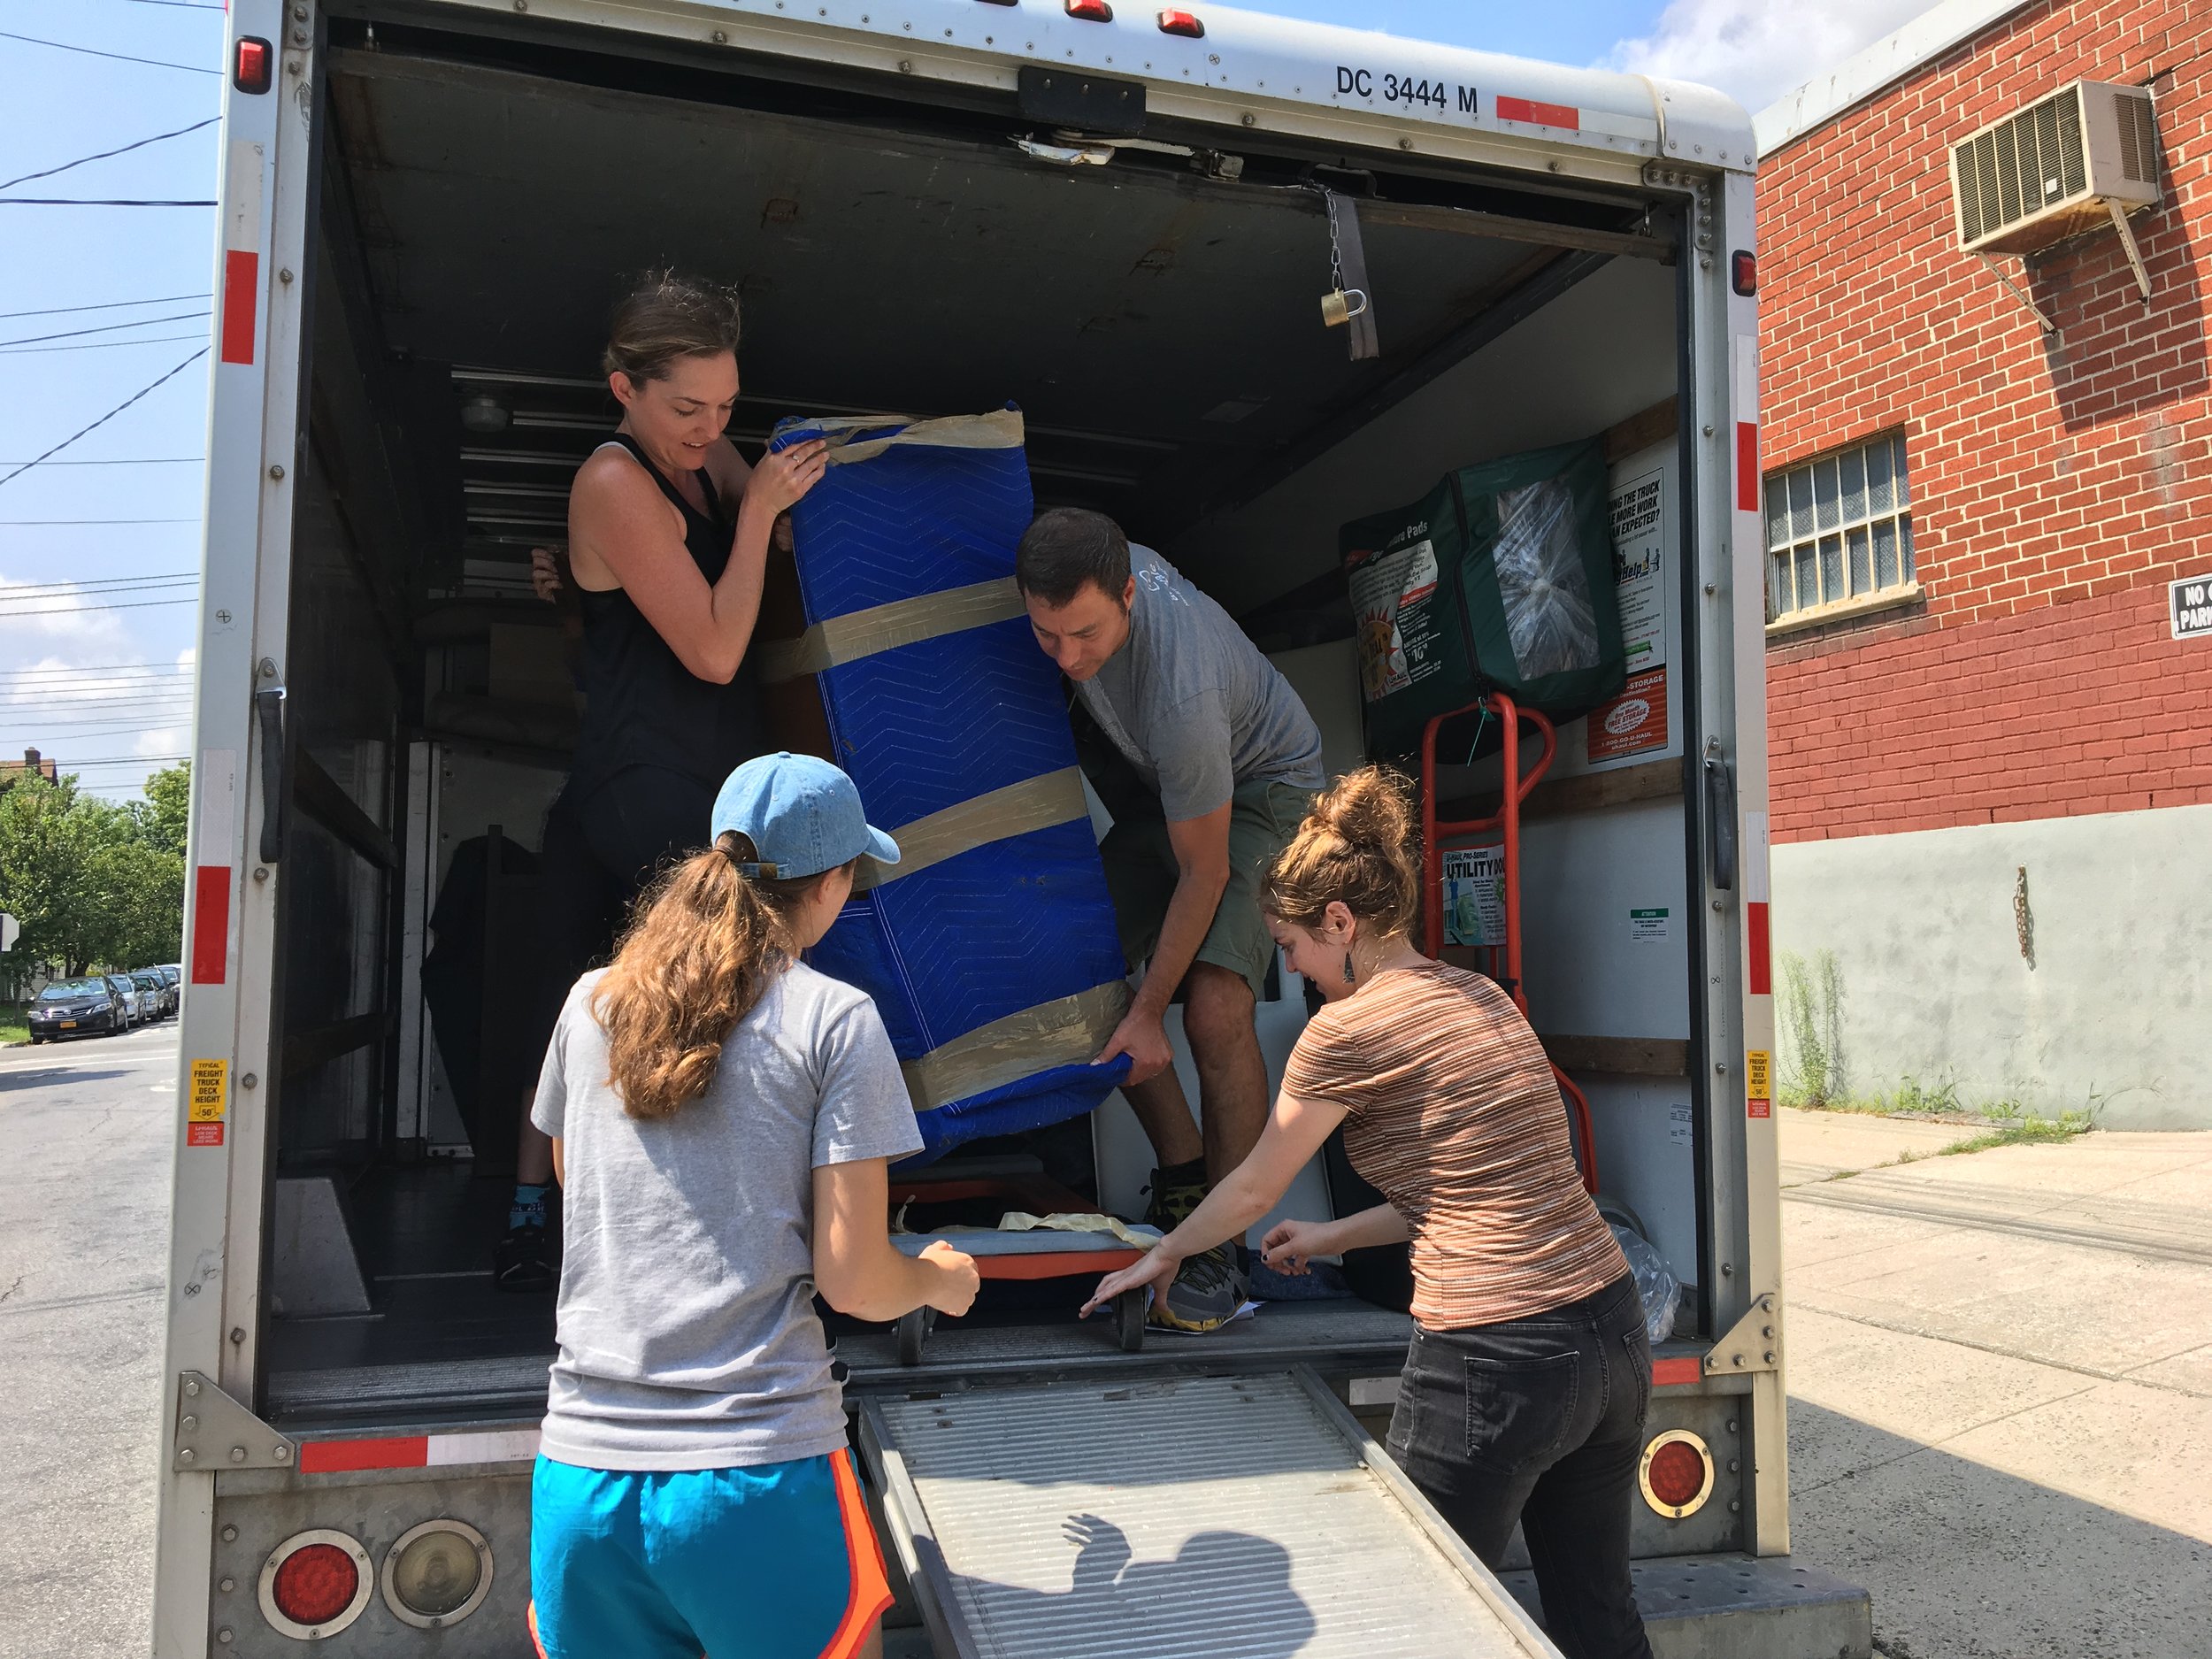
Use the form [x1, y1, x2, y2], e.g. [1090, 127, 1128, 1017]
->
[1342, 436, 1626, 759]
[761, 408, 1132, 1161]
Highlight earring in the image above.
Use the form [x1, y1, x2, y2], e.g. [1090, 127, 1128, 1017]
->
[1342, 950, 1356, 984]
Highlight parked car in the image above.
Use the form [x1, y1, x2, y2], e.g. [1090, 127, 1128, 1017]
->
[103, 973, 142, 1029]
[132, 971, 175, 1019]
[27, 977, 124, 1042]
[157, 964, 181, 1003]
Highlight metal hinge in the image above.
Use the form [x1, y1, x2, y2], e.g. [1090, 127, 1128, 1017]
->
[1702, 1292, 1783, 1378]
[173, 1372, 296, 1472]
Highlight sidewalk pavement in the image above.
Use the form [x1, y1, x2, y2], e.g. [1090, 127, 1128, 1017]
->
[1779, 1109, 2212, 1659]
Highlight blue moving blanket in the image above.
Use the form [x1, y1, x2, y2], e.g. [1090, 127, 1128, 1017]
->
[764, 409, 1131, 1161]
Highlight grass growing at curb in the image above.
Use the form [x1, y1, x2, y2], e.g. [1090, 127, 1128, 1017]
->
[1935, 1113, 2096, 1156]
[0, 1005, 27, 1047]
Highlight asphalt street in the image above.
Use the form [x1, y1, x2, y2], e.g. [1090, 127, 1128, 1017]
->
[0, 1022, 179, 1659]
[1, 1041, 2207, 1658]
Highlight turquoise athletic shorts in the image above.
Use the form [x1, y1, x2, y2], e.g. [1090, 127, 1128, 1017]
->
[529, 1449, 891, 1659]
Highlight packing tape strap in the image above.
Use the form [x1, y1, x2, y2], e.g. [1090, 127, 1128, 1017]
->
[855, 768, 1089, 893]
[757, 576, 1025, 683]
[794, 407, 1027, 467]
[902, 980, 1131, 1110]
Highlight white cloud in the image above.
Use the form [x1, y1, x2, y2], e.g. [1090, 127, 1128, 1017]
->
[1601, 0, 1944, 118]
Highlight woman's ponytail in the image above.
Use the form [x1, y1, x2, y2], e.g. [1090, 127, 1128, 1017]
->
[1262, 765, 1422, 941]
[592, 831, 819, 1118]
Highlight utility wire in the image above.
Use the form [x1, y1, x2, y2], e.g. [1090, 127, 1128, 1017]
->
[0, 333, 213, 357]
[0, 29, 220, 74]
[0, 576, 198, 596]
[4, 662, 195, 678]
[0, 293, 210, 322]
[0, 348, 208, 490]
[0, 199, 219, 208]
[0, 116, 220, 194]
[109, 1, 229, 11]
[0, 518, 201, 525]
[0, 311, 210, 349]
[0, 457, 204, 465]
[0, 597, 199, 617]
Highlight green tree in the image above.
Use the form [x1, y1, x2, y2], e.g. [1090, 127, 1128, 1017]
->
[0, 772, 107, 975]
[130, 759, 192, 858]
[0, 764, 188, 974]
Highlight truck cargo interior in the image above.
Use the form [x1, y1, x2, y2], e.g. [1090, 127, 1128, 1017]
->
[262, 13, 1709, 1417]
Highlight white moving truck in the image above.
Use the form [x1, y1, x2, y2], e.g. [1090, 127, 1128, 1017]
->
[156, 3, 1870, 1654]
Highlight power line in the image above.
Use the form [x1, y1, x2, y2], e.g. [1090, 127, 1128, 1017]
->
[1, 577, 198, 597]
[0, 117, 220, 194]
[0, 335, 212, 359]
[110, 0, 228, 10]
[0, 200, 218, 208]
[45, 755, 190, 765]
[3, 663, 195, 678]
[0, 518, 200, 525]
[0, 348, 209, 490]
[0, 293, 210, 323]
[0, 29, 219, 75]
[0, 311, 211, 349]
[0, 457, 204, 465]
[0, 596, 198, 617]
[0, 333, 213, 357]
[2, 569, 198, 587]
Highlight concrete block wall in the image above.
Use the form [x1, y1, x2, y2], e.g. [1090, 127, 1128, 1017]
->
[1757, 0, 2212, 1124]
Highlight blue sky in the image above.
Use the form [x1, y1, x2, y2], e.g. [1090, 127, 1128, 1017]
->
[0, 0, 1932, 798]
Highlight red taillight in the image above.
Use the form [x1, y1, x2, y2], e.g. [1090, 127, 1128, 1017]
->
[1157, 7, 1203, 35]
[259, 1531, 373, 1638]
[1647, 1440, 1704, 1505]
[273, 1545, 358, 1626]
[1065, 0, 1114, 19]
[1732, 250, 1757, 296]
[1638, 1429, 1716, 1517]
[234, 36, 273, 95]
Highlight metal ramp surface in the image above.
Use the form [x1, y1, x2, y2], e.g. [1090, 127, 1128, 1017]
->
[861, 1369, 1563, 1659]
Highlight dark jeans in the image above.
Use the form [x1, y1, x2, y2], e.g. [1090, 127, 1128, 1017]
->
[1386, 1273, 1655, 1659]
[530, 764, 718, 1052]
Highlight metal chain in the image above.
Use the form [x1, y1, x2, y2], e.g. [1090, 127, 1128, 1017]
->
[1323, 189, 1345, 290]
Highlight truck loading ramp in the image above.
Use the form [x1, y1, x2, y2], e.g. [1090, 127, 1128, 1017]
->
[861, 1368, 1564, 1658]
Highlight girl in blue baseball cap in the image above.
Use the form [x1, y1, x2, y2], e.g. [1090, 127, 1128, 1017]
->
[527, 752, 978, 1659]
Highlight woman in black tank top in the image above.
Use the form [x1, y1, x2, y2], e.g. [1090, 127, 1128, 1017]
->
[497, 273, 827, 1290]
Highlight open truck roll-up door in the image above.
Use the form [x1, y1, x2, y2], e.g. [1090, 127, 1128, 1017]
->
[864, 1369, 1564, 1658]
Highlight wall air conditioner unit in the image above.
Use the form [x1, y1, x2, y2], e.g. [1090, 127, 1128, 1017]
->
[1950, 79, 2162, 307]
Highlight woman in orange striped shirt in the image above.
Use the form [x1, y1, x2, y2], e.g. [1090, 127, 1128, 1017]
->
[1086, 766, 1654, 1659]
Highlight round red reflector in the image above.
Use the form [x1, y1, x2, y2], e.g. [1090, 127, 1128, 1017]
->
[272, 1543, 359, 1627]
[1646, 1438, 1706, 1506]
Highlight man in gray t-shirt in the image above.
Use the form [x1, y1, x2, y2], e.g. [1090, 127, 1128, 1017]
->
[1018, 508, 1325, 1332]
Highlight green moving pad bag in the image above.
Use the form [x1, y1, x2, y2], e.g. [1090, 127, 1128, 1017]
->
[1342, 436, 1626, 759]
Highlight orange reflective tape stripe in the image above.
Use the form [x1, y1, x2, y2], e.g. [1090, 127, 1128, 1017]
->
[527, 1601, 549, 1659]
[817, 1448, 893, 1659]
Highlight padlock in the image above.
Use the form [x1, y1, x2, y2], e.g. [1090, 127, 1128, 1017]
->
[1320, 288, 1370, 327]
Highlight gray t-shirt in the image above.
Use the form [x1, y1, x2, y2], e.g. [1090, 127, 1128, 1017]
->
[531, 963, 923, 1471]
[1074, 545, 1326, 821]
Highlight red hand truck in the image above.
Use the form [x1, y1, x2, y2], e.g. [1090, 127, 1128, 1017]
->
[1417, 693, 1600, 1195]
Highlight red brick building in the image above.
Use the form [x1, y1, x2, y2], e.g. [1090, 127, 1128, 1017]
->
[1753, 0, 2211, 1126]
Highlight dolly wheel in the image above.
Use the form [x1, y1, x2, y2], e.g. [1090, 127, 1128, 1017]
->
[895, 1308, 934, 1366]
[1115, 1290, 1146, 1353]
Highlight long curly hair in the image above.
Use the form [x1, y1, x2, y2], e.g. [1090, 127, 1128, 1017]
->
[590, 830, 837, 1119]
[1261, 765, 1422, 941]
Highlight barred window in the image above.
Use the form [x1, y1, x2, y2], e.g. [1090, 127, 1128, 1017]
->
[1763, 433, 1914, 620]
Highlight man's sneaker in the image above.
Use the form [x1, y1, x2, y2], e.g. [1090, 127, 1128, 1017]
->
[1137, 1164, 1248, 1332]
[1153, 1243, 1249, 1333]
[494, 1222, 557, 1293]
[1141, 1163, 1209, 1233]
